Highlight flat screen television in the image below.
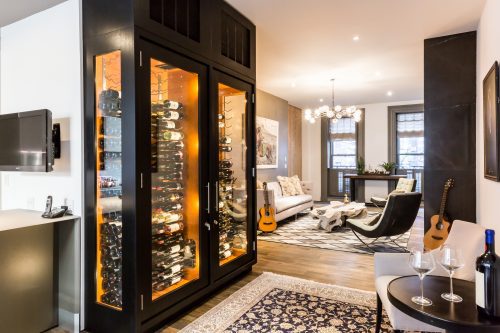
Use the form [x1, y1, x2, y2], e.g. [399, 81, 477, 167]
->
[0, 109, 53, 172]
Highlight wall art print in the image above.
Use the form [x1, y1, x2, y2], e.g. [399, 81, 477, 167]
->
[256, 116, 279, 169]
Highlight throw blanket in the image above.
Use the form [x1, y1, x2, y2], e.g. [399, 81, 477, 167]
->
[311, 202, 367, 232]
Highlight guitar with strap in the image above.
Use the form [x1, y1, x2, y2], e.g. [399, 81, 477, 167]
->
[424, 178, 454, 251]
[258, 182, 277, 232]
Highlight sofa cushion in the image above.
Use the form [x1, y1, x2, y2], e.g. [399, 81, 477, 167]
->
[275, 194, 313, 213]
[290, 175, 305, 195]
[266, 181, 283, 198]
[277, 176, 297, 196]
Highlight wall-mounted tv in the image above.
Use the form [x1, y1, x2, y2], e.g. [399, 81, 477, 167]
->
[0, 110, 53, 172]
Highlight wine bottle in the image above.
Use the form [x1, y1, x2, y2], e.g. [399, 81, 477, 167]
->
[152, 182, 183, 192]
[219, 136, 232, 144]
[152, 222, 184, 235]
[157, 162, 183, 172]
[220, 160, 233, 169]
[152, 211, 183, 224]
[160, 110, 184, 121]
[218, 122, 225, 128]
[220, 145, 232, 152]
[153, 201, 182, 211]
[184, 239, 196, 258]
[164, 100, 183, 110]
[163, 130, 184, 141]
[476, 229, 500, 317]
[220, 249, 232, 259]
[218, 114, 225, 120]
[153, 252, 182, 266]
[219, 242, 232, 252]
[219, 169, 234, 179]
[160, 120, 178, 129]
[158, 141, 184, 151]
[156, 151, 183, 162]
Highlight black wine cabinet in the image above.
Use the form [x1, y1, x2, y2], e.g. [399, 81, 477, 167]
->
[83, 1, 256, 332]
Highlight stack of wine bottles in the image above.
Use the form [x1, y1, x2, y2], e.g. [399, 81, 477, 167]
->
[98, 88, 124, 308]
[151, 99, 196, 293]
[218, 112, 238, 260]
[100, 211, 123, 307]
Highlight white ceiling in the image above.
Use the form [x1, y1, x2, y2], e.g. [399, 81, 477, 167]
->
[0, 0, 66, 27]
[226, 0, 486, 108]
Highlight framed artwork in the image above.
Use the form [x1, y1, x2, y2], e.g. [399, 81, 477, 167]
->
[256, 116, 279, 169]
[483, 61, 500, 181]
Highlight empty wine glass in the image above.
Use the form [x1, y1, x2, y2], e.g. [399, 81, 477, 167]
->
[438, 245, 465, 302]
[409, 249, 436, 306]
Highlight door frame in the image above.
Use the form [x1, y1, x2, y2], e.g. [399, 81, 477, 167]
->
[137, 39, 211, 320]
[209, 69, 257, 282]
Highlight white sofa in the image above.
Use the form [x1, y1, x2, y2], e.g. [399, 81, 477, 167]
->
[374, 220, 485, 332]
[256, 181, 314, 222]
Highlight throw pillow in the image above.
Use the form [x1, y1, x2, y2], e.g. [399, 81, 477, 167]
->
[277, 176, 297, 196]
[290, 175, 304, 195]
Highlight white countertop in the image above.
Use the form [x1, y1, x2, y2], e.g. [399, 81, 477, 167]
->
[0, 209, 80, 232]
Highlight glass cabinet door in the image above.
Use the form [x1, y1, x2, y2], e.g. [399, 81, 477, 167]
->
[95, 50, 123, 310]
[149, 58, 201, 301]
[217, 83, 249, 265]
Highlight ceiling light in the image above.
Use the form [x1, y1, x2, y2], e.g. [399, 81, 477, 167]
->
[353, 35, 360, 41]
[387, 91, 393, 96]
[319, 98, 324, 102]
[375, 71, 381, 77]
[291, 81, 296, 88]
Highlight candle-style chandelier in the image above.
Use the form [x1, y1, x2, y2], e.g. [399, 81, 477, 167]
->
[304, 79, 362, 124]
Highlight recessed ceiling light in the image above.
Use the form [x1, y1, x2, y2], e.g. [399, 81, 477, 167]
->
[353, 35, 360, 42]
[375, 71, 381, 76]
[387, 91, 393, 96]
[319, 98, 324, 102]
[291, 81, 296, 88]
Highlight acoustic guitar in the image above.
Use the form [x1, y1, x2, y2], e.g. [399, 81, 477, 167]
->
[424, 178, 454, 251]
[258, 182, 277, 232]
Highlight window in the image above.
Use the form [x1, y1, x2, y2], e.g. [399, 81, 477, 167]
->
[324, 116, 364, 198]
[328, 118, 357, 169]
[389, 105, 424, 194]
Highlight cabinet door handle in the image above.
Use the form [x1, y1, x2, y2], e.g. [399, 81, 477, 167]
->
[206, 182, 210, 213]
[215, 181, 219, 210]
[204, 222, 211, 231]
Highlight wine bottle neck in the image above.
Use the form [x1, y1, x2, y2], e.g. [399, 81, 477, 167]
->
[486, 240, 495, 254]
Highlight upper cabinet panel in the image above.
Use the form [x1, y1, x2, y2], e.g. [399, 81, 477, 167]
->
[212, 1, 256, 80]
[135, 0, 212, 56]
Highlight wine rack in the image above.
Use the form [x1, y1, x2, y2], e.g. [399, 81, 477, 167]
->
[150, 59, 200, 300]
[218, 84, 248, 266]
[95, 51, 123, 309]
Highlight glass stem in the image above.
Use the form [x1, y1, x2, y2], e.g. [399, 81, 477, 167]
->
[449, 271, 454, 296]
[420, 275, 424, 300]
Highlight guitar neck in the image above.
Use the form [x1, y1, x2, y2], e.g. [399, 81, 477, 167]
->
[438, 188, 450, 221]
[263, 185, 269, 208]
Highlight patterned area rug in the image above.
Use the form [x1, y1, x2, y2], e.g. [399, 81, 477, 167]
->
[257, 213, 412, 254]
[179, 272, 394, 333]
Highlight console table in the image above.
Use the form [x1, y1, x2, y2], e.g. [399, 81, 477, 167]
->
[387, 275, 500, 333]
[343, 174, 407, 202]
[0, 209, 80, 333]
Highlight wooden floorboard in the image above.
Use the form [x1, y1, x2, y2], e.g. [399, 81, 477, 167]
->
[160, 241, 376, 332]
[160, 215, 424, 332]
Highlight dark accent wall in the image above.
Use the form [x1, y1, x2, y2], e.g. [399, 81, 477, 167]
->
[256, 89, 289, 182]
[424, 31, 476, 228]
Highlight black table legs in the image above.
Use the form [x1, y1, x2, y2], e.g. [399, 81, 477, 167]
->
[376, 293, 382, 333]
[350, 178, 356, 202]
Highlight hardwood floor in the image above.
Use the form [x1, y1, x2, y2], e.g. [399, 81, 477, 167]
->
[160, 241, 375, 332]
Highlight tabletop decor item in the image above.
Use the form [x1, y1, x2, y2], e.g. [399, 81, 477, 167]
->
[380, 162, 397, 174]
[409, 249, 436, 306]
[438, 244, 464, 302]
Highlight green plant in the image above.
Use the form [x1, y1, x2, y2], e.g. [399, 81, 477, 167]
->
[356, 157, 365, 175]
[380, 161, 397, 173]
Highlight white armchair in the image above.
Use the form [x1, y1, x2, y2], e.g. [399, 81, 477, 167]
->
[374, 220, 485, 332]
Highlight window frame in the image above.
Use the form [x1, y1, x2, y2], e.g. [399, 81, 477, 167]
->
[388, 104, 424, 194]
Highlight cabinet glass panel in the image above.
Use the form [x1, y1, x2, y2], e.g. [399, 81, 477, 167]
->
[218, 84, 248, 266]
[95, 50, 123, 310]
[150, 58, 200, 300]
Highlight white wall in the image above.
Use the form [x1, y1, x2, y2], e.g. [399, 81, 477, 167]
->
[476, 0, 500, 231]
[0, 0, 82, 214]
[302, 100, 422, 202]
[302, 117, 322, 200]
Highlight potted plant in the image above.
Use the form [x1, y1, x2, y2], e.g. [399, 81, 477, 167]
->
[356, 157, 365, 175]
[379, 161, 397, 175]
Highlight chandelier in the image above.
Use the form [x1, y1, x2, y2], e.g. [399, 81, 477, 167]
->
[304, 79, 362, 124]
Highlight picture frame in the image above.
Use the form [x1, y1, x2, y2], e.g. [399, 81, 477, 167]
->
[483, 61, 500, 181]
[256, 116, 279, 169]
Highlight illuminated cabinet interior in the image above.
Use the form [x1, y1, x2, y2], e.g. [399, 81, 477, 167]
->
[83, 1, 256, 332]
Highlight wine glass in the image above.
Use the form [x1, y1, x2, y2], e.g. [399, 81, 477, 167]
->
[438, 245, 465, 302]
[409, 249, 436, 306]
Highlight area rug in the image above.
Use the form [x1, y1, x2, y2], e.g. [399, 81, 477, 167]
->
[178, 272, 394, 333]
[257, 213, 412, 254]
